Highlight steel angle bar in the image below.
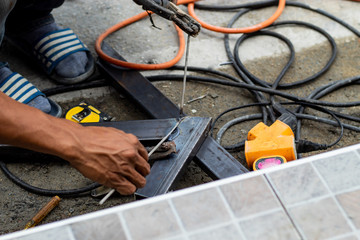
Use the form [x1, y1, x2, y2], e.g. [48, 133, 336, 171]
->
[195, 137, 249, 179]
[97, 42, 249, 179]
[136, 116, 211, 198]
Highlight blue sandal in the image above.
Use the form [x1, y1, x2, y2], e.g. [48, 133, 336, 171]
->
[7, 28, 95, 85]
[0, 72, 62, 117]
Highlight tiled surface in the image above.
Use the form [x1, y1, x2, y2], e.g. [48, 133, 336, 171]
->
[220, 175, 281, 217]
[171, 188, 231, 232]
[268, 163, 329, 205]
[122, 200, 181, 240]
[288, 197, 352, 239]
[71, 214, 125, 240]
[2, 144, 360, 240]
[313, 151, 360, 193]
[239, 210, 300, 240]
[336, 190, 360, 230]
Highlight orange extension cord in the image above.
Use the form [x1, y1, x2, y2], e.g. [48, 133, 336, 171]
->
[187, 0, 286, 33]
[95, 0, 286, 70]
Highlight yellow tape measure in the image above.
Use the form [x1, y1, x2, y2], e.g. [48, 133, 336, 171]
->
[65, 102, 112, 123]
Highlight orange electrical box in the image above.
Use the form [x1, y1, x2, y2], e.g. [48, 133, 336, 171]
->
[245, 120, 297, 169]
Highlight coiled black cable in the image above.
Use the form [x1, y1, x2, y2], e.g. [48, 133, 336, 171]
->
[0, 161, 101, 197]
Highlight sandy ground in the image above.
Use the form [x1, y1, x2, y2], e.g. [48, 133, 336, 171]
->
[0, 0, 360, 235]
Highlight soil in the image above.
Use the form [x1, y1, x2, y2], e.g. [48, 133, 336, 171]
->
[0, 37, 359, 235]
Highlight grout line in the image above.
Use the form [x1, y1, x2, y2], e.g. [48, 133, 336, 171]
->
[286, 194, 332, 209]
[216, 187, 247, 240]
[334, 184, 360, 196]
[168, 199, 189, 240]
[236, 208, 282, 222]
[182, 220, 239, 239]
[264, 175, 306, 240]
[66, 226, 77, 240]
[310, 161, 358, 235]
[117, 212, 133, 240]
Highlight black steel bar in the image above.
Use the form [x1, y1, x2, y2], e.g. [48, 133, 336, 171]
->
[195, 137, 249, 179]
[98, 43, 181, 120]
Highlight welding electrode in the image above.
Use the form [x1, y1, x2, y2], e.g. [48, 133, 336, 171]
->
[179, 34, 191, 115]
[24, 196, 61, 229]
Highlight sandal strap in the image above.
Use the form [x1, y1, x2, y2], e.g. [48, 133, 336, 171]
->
[0, 73, 44, 103]
[33, 28, 89, 74]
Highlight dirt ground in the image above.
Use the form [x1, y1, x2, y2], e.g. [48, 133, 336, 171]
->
[0, 33, 360, 235]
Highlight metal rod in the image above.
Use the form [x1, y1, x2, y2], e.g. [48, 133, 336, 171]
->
[179, 35, 191, 115]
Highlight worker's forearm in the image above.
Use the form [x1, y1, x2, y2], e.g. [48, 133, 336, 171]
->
[0, 92, 150, 194]
[0, 93, 81, 159]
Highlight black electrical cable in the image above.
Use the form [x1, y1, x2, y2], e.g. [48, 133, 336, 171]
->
[234, 21, 337, 89]
[295, 75, 360, 141]
[0, 161, 100, 197]
[147, 74, 360, 108]
[43, 79, 108, 97]
[213, 101, 344, 151]
[210, 102, 270, 137]
[224, 9, 276, 124]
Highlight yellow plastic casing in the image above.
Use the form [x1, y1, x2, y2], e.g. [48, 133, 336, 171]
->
[65, 104, 101, 123]
[245, 120, 297, 168]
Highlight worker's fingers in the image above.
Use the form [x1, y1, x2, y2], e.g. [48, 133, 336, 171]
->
[118, 166, 147, 189]
[135, 161, 151, 177]
[106, 174, 137, 195]
[125, 133, 149, 161]
[137, 144, 149, 162]
[120, 148, 150, 175]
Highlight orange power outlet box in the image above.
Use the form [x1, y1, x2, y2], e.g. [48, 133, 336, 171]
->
[245, 120, 297, 169]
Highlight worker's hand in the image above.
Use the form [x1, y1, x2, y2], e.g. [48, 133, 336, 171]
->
[63, 126, 150, 195]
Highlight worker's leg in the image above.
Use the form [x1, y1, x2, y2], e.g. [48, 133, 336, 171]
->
[5, 0, 65, 33]
[0, 0, 15, 44]
[0, 0, 52, 113]
[5, 0, 92, 82]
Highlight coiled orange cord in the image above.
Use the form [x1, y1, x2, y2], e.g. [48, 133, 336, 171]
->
[95, 0, 286, 70]
[187, 0, 286, 34]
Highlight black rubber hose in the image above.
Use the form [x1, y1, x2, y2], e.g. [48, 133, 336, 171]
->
[147, 74, 360, 107]
[224, 8, 276, 123]
[234, 21, 337, 88]
[0, 161, 101, 197]
[43, 79, 108, 97]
